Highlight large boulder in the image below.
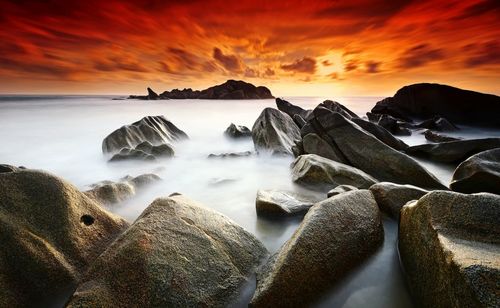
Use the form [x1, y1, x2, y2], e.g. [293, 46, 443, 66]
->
[0, 167, 129, 307]
[310, 110, 446, 189]
[302, 133, 348, 163]
[450, 148, 500, 194]
[275, 98, 311, 120]
[399, 191, 500, 307]
[67, 194, 268, 307]
[351, 118, 409, 150]
[224, 123, 252, 138]
[291, 154, 378, 192]
[85, 173, 161, 205]
[102, 115, 188, 155]
[250, 190, 384, 307]
[405, 138, 500, 163]
[371, 83, 500, 127]
[252, 108, 300, 155]
[369, 182, 428, 219]
[255, 189, 321, 217]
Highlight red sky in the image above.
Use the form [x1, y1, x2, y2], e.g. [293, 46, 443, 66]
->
[0, 0, 498, 96]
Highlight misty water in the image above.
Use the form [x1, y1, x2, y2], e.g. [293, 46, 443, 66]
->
[1, 95, 499, 307]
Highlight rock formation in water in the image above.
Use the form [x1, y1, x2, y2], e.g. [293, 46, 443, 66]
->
[224, 123, 252, 138]
[450, 148, 500, 194]
[371, 83, 500, 127]
[369, 182, 428, 219]
[129, 80, 274, 100]
[255, 189, 322, 217]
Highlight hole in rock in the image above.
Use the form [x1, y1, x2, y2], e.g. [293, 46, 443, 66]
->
[80, 215, 95, 226]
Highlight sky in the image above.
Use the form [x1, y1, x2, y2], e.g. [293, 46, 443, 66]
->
[0, 0, 498, 96]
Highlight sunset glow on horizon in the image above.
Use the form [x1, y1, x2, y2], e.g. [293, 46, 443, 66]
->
[0, 0, 498, 96]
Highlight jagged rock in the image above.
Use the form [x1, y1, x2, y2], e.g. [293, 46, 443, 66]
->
[135, 141, 175, 157]
[371, 83, 500, 127]
[224, 123, 252, 138]
[405, 138, 500, 163]
[326, 184, 358, 197]
[291, 154, 378, 192]
[102, 115, 188, 155]
[85, 173, 161, 205]
[291, 139, 305, 157]
[252, 108, 300, 156]
[309, 110, 446, 189]
[0, 168, 128, 307]
[423, 129, 461, 143]
[147, 87, 159, 100]
[208, 151, 253, 158]
[450, 148, 500, 194]
[255, 190, 321, 217]
[302, 133, 347, 163]
[159, 88, 200, 99]
[351, 118, 409, 150]
[67, 194, 268, 307]
[250, 190, 384, 307]
[399, 191, 500, 307]
[369, 182, 428, 219]
[320, 100, 359, 120]
[275, 98, 311, 120]
[292, 114, 307, 128]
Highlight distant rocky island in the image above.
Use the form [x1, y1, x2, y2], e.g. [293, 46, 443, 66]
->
[129, 79, 274, 100]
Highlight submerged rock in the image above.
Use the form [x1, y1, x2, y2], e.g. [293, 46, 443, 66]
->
[67, 194, 268, 307]
[224, 123, 252, 138]
[291, 154, 378, 192]
[208, 151, 253, 158]
[399, 191, 500, 307]
[250, 190, 383, 307]
[369, 182, 428, 219]
[405, 138, 500, 163]
[0, 168, 128, 307]
[85, 173, 161, 205]
[326, 184, 358, 197]
[371, 83, 500, 127]
[252, 108, 300, 156]
[450, 148, 500, 194]
[423, 129, 461, 143]
[255, 189, 321, 217]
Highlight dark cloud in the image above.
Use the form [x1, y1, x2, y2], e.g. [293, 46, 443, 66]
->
[455, 0, 500, 20]
[244, 67, 259, 78]
[213, 47, 243, 72]
[397, 44, 444, 69]
[264, 67, 275, 76]
[94, 56, 149, 72]
[344, 60, 358, 72]
[365, 61, 381, 73]
[328, 72, 339, 79]
[463, 40, 500, 67]
[281, 57, 317, 73]
[322, 60, 332, 66]
[168, 47, 200, 70]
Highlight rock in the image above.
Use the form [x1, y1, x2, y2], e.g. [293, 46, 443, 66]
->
[147, 87, 159, 100]
[399, 191, 500, 307]
[450, 148, 500, 194]
[366, 112, 382, 122]
[291, 139, 304, 157]
[310, 110, 446, 189]
[377, 114, 398, 131]
[320, 100, 359, 120]
[135, 141, 175, 157]
[291, 154, 378, 192]
[369, 182, 428, 219]
[423, 129, 461, 143]
[250, 190, 384, 307]
[252, 108, 300, 156]
[85, 173, 161, 205]
[292, 114, 307, 128]
[109, 148, 156, 162]
[224, 123, 252, 138]
[0, 164, 21, 173]
[351, 118, 409, 150]
[416, 116, 459, 131]
[326, 184, 358, 197]
[275, 98, 311, 119]
[255, 189, 321, 217]
[405, 138, 500, 163]
[208, 151, 253, 158]
[102, 115, 188, 155]
[0, 168, 128, 307]
[302, 133, 347, 163]
[371, 83, 500, 127]
[159, 88, 200, 99]
[67, 194, 268, 307]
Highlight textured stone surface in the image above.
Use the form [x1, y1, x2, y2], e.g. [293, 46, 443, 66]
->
[369, 182, 428, 219]
[451, 148, 500, 194]
[255, 189, 321, 217]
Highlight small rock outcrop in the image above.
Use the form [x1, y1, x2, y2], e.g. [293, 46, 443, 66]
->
[405, 138, 500, 163]
[67, 194, 268, 307]
[208, 151, 253, 159]
[250, 190, 384, 307]
[423, 129, 461, 143]
[291, 154, 378, 192]
[399, 191, 500, 307]
[224, 123, 252, 138]
[369, 182, 428, 219]
[416, 116, 458, 131]
[85, 173, 162, 205]
[371, 83, 500, 127]
[0, 168, 129, 307]
[450, 148, 500, 194]
[252, 108, 300, 156]
[255, 189, 321, 217]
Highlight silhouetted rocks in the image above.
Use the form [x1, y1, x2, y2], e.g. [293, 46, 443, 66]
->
[255, 189, 321, 217]
[369, 182, 428, 219]
[371, 83, 500, 127]
[130, 80, 274, 100]
[252, 108, 300, 156]
[399, 191, 500, 307]
[405, 138, 500, 163]
[451, 148, 500, 194]
[224, 123, 252, 138]
[0, 168, 128, 307]
[251, 190, 383, 307]
[67, 194, 268, 307]
[423, 129, 461, 143]
[416, 116, 458, 131]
